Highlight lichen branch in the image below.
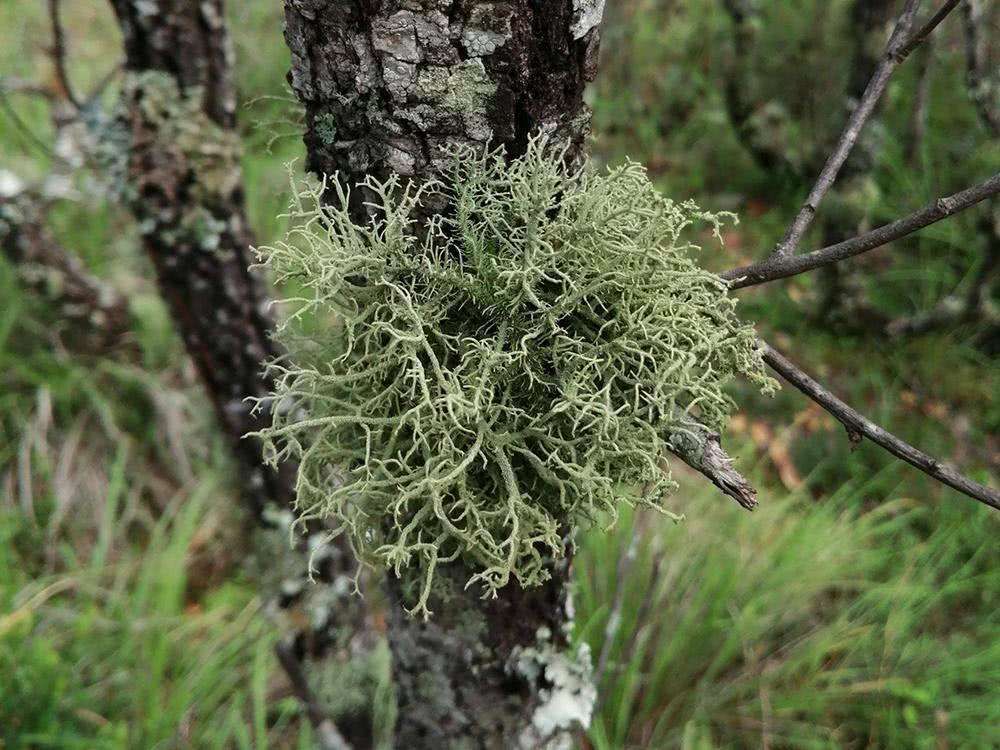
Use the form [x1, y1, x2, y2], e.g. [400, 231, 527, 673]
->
[254, 137, 774, 617]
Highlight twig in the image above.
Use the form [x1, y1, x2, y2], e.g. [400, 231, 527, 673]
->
[667, 414, 758, 510]
[0, 76, 55, 101]
[771, 0, 922, 257]
[895, 0, 965, 63]
[723, 173, 1000, 288]
[0, 89, 69, 163]
[760, 340, 1000, 511]
[274, 641, 354, 750]
[47, 0, 80, 109]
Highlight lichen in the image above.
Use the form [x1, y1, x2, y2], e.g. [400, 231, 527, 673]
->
[315, 113, 339, 146]
[415, 59, 496, 115]
[108, 70, 245, 255]
[570, 0, 606, 40]
[122, 70, 243, 204]
[461, 5, 513, 56]
[512, 627, 596, 749]
[253, 136, 774, 618]
[312, 640, 392, 726]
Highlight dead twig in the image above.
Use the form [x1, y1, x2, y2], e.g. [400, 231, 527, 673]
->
[723, 173, 1000, 288]
[771, 0, 922, 257]
[46, 0, 80, 109]
[760, 340, 999, 511]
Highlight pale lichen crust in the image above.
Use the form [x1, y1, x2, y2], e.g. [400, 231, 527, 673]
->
[254, 136, 774, 617]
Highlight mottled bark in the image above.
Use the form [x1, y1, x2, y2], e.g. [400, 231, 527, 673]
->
[109, 0, 288, 512]
[106, 2, 373, 745]
[284, 0, 602, 217]
[0, 192, 131, 354]
[282, 1, 604, 746]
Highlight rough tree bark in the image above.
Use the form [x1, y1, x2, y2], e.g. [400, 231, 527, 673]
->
[282, 1, 605, 746]
[106, 3, 372, 746]
[109, 0, 292, 512]
[1, 192, 132, 354]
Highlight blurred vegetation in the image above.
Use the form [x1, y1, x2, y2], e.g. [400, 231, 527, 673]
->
[1, 1, 997, 748]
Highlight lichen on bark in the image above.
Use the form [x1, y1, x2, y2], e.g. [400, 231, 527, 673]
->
[280, 2, 608, 746]
[254, 139, 771, 619]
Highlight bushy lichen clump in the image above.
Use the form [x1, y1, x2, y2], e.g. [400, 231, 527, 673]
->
[255, 138, 772, 616]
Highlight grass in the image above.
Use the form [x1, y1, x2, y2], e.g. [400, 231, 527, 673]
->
[1, 0, 998, 747]
[0, 475, 314, 749]
[578, 479, 999, 748]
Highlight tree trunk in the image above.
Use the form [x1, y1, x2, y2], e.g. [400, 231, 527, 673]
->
[1, 193, 132, 355]
[110, 0, 291, 513]
[107, 3, 373, 745]
[282, 1, 604, 745]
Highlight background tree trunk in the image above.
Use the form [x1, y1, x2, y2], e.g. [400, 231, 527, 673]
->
[110, 0, 292, 513]
[282, 1, 605, 745]
[107, 3, 373, 745]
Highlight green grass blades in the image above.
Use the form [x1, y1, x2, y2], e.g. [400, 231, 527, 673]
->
[0, 485, 306, 750]
[576, 476, 1000, 749]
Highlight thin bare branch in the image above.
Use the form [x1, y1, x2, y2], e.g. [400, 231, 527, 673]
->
[46, 0, 80, 109]
[760, 340, 1000, 511]
[895, 0, 965, 63]
[0, 76, 55, 101]
[0, 90, 68, 163]
[723, 173, 1000, 288]
[771, 0, 922, 257]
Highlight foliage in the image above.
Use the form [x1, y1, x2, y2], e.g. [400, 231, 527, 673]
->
[0, 490, 310, 750]
[255, 137, 773, 615]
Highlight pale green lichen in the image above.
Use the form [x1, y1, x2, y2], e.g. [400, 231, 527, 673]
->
[254, 136, 774, 617]
[415, 59, 495, 115]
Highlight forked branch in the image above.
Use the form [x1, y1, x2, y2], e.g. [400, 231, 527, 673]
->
[46, 0, 80, 109]
[896, 0, 965, 62]
[770, 0, 922, 256]
[723, 173, 1000, 288]
[761, 340, 1000, 510]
